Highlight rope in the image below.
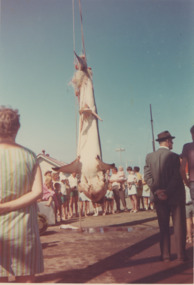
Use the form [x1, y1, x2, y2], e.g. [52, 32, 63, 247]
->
[78, 0, 86, 58]
[72, 0, 78, 154]
[75, 94, 78, 155]
[72, 0, 76, 64]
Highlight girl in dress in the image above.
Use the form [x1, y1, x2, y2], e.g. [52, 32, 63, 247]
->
[127, 167, 138, 213]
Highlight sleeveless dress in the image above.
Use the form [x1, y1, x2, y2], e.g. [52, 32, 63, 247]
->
[0, 146, 44, 277]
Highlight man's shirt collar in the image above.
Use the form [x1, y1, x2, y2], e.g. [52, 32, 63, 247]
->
[159, 146, 169, 150]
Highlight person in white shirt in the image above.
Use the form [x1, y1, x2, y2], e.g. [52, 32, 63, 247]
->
[68, 173, 79, 217]
[110, 167, 127, 213]
[127, 167, 138, 213]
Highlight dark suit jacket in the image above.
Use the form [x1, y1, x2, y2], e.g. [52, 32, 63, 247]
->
[144, 147, 185, 204]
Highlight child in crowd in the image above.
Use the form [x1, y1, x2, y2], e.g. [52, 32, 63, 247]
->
[42, 177, 55, 206]
[54, 182, 63, 223]
[79, 191, 91, 217]
[127, 167, 138, 213]
[142, 179, 154, 210]
[92, 197, 106, 216]
[61, 179, 70, 219]
[134, 166, 144, 210]
[104, 183, 114, 215]
[118, 166, 127, 191]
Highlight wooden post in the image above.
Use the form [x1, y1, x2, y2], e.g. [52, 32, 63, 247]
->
[150, 104, 155, 152]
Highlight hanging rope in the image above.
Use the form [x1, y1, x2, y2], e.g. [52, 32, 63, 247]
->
[72, 0, 76, 64]
[72, 0, 87, 153]
[78, 0, 86, 58]
[72, 0, 86, 59]
[72, 0, 78, 153]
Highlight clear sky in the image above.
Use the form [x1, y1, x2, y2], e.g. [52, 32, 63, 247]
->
[0, 0, 194, 172]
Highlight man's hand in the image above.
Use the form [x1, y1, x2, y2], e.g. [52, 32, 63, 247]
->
[155, 189, 168, 201]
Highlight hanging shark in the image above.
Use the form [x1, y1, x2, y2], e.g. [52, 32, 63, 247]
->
[53, 52, 114, 202]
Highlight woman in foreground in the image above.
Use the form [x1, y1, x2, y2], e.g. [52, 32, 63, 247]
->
[0, 107, 44, 283]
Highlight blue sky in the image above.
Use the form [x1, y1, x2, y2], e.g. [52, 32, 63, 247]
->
[0, 0, 194, 172]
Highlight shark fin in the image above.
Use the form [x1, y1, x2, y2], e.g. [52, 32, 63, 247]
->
[52, 157, 81, 174]
[96, 155, 115, 171]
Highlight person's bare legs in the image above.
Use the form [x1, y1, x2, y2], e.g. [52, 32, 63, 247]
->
[110, 199, 114, 214]
[84, 202, 88, 216]
[186, 217, 193, 243]
[75, 195, 78, 216]
[144, 197, 149, 210]
[79, 201, 83, 216]
[133, 195, 138, 212]
[63, 202, 68, 219]
[46, 196, 53, 206]
[129, 195, 135, 211]
[70, 196, 74, 217]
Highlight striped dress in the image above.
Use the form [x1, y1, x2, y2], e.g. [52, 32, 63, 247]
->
[0, 146, 44, 277]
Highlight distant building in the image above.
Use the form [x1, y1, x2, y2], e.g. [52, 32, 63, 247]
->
[37, 150, 69, 181]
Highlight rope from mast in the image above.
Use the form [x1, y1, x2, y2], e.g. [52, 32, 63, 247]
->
[72, 0, 87, 153]
[78, 0, 86, 58]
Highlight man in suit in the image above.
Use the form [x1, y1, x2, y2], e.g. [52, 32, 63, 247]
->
[144, 131, 186, 262]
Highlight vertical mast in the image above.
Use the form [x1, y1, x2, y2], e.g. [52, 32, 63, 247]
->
[150, 104, 155, 152]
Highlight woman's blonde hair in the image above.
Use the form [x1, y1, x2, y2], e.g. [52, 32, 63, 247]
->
[0, 106, 20, 138]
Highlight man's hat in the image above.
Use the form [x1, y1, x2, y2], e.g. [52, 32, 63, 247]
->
[156, 131, 175, 142]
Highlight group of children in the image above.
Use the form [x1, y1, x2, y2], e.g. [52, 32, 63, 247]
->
[41, 171, 71, 223]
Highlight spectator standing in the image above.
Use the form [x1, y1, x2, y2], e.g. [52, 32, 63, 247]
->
[144, 130, 187, 262]
[54, 182, 63, 223]
[44, 170, 52, 181]
[42, 177, 55, 206]
[110, 167, 127, 213]
[142, 179, 154, 211]
[118, 166, 128, 211]
[127, 167, 138, 213]
[52, 172, 60, 184]
[38, 176, 56, 225]
[79, 191, 91, 217]
[0, 107, 44, 282]
[61, 179, 70, 219]
[181, 125, 194, 206]
[68, 172, 79, 217]
[184, 184, 194, 244]
[134, 166, 144, 210]
[104, 183, 115, 215]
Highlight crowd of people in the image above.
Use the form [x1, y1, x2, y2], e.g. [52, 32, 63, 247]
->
[39, 165, 154, 223]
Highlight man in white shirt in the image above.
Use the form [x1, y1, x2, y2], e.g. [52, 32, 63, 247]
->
[110, 167, 127, 213]
[68, 173, 79, 217]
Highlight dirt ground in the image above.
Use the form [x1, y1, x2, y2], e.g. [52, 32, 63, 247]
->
[35, 199, 193, 284]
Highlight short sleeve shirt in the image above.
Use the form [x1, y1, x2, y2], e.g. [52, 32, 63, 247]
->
[110, 173, 120, 187]
[68, 175, 78, 188]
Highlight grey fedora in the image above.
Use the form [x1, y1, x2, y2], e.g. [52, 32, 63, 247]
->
[156, 130, 175, 142]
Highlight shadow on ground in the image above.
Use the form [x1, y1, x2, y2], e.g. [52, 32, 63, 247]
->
[36, 229, 193, 283]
